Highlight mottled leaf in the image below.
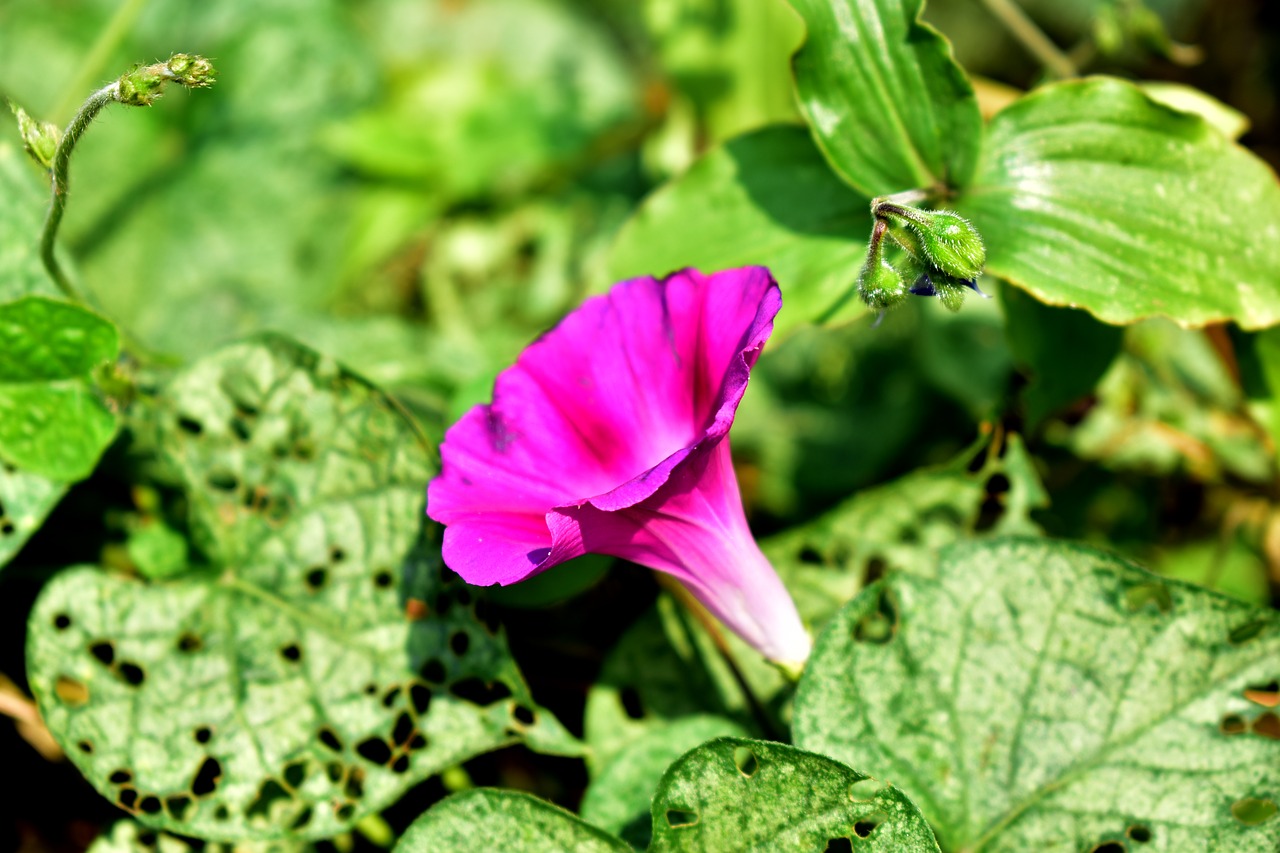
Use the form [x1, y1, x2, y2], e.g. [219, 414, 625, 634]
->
[28, 336, 574, 841]
[649, 737, 940, 851]
[395, 789, 629, 852]
[959, 78, 1280, 329]
[795, 538, 1280, 851]
[787, 0, 982, 196]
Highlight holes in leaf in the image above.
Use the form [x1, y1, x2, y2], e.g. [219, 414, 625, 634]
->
[109, 769, 132, 784]
[392, 712, 415, 746]
[665, 808, 699, 828]
[206, 469, 239, 492]
[336, 803, 356, 821]
[1126, 825, 1152, 844]
[1124, 582, 1173, 614]
[407, 733, 428, 751]
[55, 676, 89, 706]
[364, 682, 378, 696]
[374, 569, 393, 589]
[449, 677, 512, 705]
[118, 788, 139, 810]
[191, 756, 223, 797]
[214, 805, 229, 821]
[280, 643, 302, 663]
[975, 473, 1011, 531]
[621, 687, 645, 719]
[118, 661, 146, 686]
[1221, 714, 1248, 735]
[176, 416, 203, 436]
[391, 754, 410, 774]
[138, 831, 157, 848]
[166, 794, 192, 821]
[0, 519, 14, 537]
[732, 746, 758, 777]
[1253, 712, 1280, 740]
[53, 613, 72, 631]
[246, 778, 292, 819]
[283, 760, 307, 789]
[1229, 620, 1267, 645]
[824, 839, 853, 853]
[853, 814, 885, 838]
[410, 682, 432, 715]
[177, 633, 203, 653]
[330, 546, 346, 563]
[450, 631, 470, 656]
[420, 658, 447, 684]
[854, 590, 898, 644]
[798, 546, 824, 565]
[1245, 680, 1280, 708]
[230, 417, 252, 443]
[77, 740, 93, 754]
[139, 795, 162, 815]
[382, 686, 401, 709]
[344, 767, 365, 800]
[1089, 843, 1126, 853]
[305, 567, 327, 591]
[291, 806, 313, 830]
[511, 704, 536, 727]
[848, 778, 882, 801]
[864, 556, 888, 585]
[356, 737, 393, 766]
[89, 641, 114, 666]
[326, 762, 343, 783]
[194, 726, 213, 744]
[318, 727, 343, 752]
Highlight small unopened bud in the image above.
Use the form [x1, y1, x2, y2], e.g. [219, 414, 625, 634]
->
[909, 209, 986, 281]
[165, 54, 217, 88]
[857, 258, 907, 311]
[10, 102, 60, 169]
[116, 54, 216, 106]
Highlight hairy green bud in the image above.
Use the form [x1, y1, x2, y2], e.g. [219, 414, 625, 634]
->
[9, 102, 60, 169]
[857, 258, 907, 311]
[873, 202, 987, 281]
[116, 54, 217, 106]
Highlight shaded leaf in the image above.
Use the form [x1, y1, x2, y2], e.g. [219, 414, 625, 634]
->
[0, 462, 66, 567]
[581, 715, 749, 848]
[649, 737, 940, 851]
[0, 143, 59, 302]
[959, 78, 1280, 329]
[606, 125, 871, 335]
[787, 0, 982, 196]
[794, 537, 1280, 851]
[28, 336, 573, 841]
[395, 789, 629, 852]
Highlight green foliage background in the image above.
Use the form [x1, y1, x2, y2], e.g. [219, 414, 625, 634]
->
[2, 0, 1280, 849]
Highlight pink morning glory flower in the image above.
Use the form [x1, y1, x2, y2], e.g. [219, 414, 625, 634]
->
[426, 267, 811, 667]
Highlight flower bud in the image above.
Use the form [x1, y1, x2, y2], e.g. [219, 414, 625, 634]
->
[857, 258, 907, 311]
[10, 103, 59, 169]
[909, 209, 986, 281]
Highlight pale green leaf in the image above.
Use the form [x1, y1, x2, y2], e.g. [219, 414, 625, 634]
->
[0, 142, 59, 302]
[395, 789, 629, 852]
[787, 0, 982, 196]
[0, 461, 66, 567]
[581, 715, 749, 848]
[28, 335, 574, 841]
[794, 537, 1280, 851]
[959, 78, 1280, 329]
[649, 737, 940, 851]
[606, 125, 871, 335]
[1140, 81, 1250, 141]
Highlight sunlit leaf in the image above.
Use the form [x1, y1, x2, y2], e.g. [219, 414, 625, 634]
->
[395, 789, 629, 852]
[795, 537, 1280, 851]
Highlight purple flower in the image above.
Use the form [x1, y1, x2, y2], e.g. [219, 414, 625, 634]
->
[427, 267, 811, 666]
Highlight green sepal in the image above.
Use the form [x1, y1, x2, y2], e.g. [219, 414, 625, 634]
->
[9, 102, 59, 169]
[857, 258, 907, 312]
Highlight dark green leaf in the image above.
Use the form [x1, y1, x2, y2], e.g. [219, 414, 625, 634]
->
[794, 538, 1280, 851]
[0, 296, 118, 382]
[395, 789, 629, 852]
[960, 78, 1280, 329]
[28, 336, 575, 841]
[581, 715, 748, 848]
[787, 0, 982, 196]
[649, 737, 940, 851]
[1001, 281, 1124, 426]
[606, 125, 872, 335]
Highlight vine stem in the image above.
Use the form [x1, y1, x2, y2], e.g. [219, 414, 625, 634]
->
[40, 81, 120, 304]
[977, 0, 1077, 79]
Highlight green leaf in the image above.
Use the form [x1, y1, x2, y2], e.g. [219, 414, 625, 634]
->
[1140, 82, 1250, 141]
[0, 296, 119, 381]
[0, 462, 66, 567]
[794, 537, 1280, 851]
[0, 383, 117, 480]
[28, 335, 573, 841]
[649, 737, 941, 851]
[0, 143, 59, 303]
[787, 0, 982, 196]
[89, 820, 308, 853]
[1001, 281, 1124, 426]
[581, 715, 749, 848]
[606, 125, 871, 335]
[395, 789, 629, 852]
[959, 78, 1280, 329]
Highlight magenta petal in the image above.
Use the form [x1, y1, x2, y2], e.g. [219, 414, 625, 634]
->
[427, 266, 809, 664]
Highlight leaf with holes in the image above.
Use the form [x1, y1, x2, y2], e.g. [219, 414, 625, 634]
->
[88, 820, 308, 853]
[787, 0, 981, 197]
[581, 715, 749, 849]
[395, 789, 629, 852]
[606, 125, 871, 335]
[0, 296, 119, 481]
[650, 737, 940, 851]
[958, 78, 1280, 329]
[27, 335, 576, 841]
[0, 463, 66, 568]
[794, 537, 1280, 851]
